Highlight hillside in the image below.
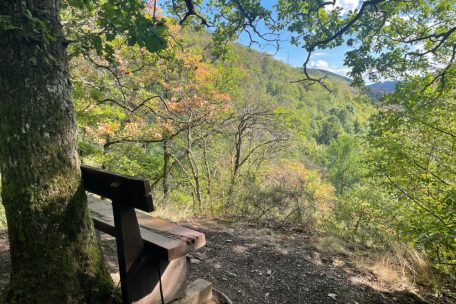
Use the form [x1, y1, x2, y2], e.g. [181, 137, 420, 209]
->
[186, 31, 371, 138]
[1, 1, 455, 303]
[368, 81, 397, 93]
[221, 41, 373, 145]
[367, 81, 398, 99]
[73, 29, 374, 214]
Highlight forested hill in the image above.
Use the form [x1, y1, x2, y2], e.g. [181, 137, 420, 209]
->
[68, 28, 454, 298]
[72, 28, 373, 200]
[199, 36, 373, 146]
[1, 29, 372, 231]
[185, 29, 369, 125]
[368, 80, 398, 93]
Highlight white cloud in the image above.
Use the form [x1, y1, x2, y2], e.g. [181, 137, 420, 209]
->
[326, 0, 360, 15]
[309, 60, 350, 77]
[309, 60, 329, 69]
[312, 52, 328, 57]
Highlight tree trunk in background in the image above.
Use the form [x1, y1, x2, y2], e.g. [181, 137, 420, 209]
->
[0, 1, 113, 303]
[225, 124, 243, 210]
[163, 140, 171, 199]
[186, 126, 203, 213]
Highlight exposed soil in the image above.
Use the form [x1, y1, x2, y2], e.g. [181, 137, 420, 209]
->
[181, 219, 446, 304]
[0, 219, 453, 304]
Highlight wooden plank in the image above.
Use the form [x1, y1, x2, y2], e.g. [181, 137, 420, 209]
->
[81, 165, 153, 212]
[88, 196, 205, 261]
[129, 256, 188, 304]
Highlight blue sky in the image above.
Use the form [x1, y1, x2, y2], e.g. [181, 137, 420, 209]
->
[236, 0, 361, 78]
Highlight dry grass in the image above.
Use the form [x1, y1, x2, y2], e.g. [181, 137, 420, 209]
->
[373, 245, 427, 281]
[313, 236, 439, 295]
[315, 236, 349, 255]
[150, 201, 194, 221]
[354, 243, 439, 293]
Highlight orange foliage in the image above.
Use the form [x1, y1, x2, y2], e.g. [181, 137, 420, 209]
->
[74, 23, 233, 148]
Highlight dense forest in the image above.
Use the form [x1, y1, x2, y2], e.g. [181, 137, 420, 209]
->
[0, 0, 454, 302]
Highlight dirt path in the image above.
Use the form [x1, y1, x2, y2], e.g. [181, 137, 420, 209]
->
[0, 220, 452, 303]
[182, 220, 436, 304]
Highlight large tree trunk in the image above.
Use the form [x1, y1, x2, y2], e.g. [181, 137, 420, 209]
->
[0, 1, 113, 303]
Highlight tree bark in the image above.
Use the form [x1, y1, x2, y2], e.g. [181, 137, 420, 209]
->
[0, 1, 113, 303]
[185, 126, 203, 213]
[163, 140, 171, 199]
[202, 138, 213, 213]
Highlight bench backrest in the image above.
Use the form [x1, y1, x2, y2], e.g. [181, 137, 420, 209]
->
[81, 165, 155, 303]
[81, 165, 153, 212]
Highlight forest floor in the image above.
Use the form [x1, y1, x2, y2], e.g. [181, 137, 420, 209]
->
[0, 219, 453, 304]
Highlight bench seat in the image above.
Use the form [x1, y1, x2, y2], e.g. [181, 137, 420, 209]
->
[88, 196, 206, 261]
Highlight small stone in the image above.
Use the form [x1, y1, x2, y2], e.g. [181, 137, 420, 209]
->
[190, 258, 201, 264]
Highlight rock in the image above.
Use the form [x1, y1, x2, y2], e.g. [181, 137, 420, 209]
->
[172, 279, 213, 304]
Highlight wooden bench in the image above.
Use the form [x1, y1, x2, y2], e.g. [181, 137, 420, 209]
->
[80, 165, 206, 304]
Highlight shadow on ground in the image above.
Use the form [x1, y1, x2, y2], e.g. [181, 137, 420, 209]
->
[182, 221, 444, 304]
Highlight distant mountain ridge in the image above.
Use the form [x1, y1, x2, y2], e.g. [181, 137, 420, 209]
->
[364, 80, 398, 100]
[368, 81, 398, 93]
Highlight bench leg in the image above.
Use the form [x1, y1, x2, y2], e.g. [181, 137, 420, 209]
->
[128, 256, 188, 304]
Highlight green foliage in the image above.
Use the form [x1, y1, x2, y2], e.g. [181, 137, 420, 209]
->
[62, 0, 168, 62]
[325, 179, 397, 245]
[0, 15, 17, 31]
[369, 74, 456, 275]
[275, 0, 456, 86]
[72, 28, 367, 220]
[326, 135, 366, 195]
[317, 116, 343, 145]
